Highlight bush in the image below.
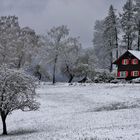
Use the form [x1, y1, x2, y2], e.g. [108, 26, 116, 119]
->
[93, 71, 115, 83]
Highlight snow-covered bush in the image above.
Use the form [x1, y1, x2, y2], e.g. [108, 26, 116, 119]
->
[93, 70, 115, 83]
[0, 65, 39, 135]
[130, 78, 140, 83]
[26, 63, 51, 81]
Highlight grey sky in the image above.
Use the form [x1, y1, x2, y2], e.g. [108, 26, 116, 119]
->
[0, 0, 126, 48]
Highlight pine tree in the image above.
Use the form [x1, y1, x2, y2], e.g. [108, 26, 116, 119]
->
[134, 0, 140, 50]
[103, 5, 119, 72]
[120, 0, 136, 50]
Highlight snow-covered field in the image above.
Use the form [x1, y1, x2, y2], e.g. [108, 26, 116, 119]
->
[1, 83, 140, 140]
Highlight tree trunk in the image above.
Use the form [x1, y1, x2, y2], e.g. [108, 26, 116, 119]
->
[68, 74, 74, 83]
[17, 54, 24, 69]
[115, 27, 119, 59]
[52, 63, 56, 84]
[128, 35, 130, 50]
[37, 71, 42, 81]
[109, 41, 113, 73]
[52, 55, 58, 84]
[65, 64, 74, 83]
[78, 76, 87, 83]
[138, 30, 140, 51]
[110, 51, 113, 72]
[1, 112, 7, 135]
[127, 0, 131, 50]
[138, 21, 140, 51]
[17, 57, 22, 69]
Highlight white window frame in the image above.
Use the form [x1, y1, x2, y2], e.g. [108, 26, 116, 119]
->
[123, 59, 129, 65]
[132, 71, 139, 77]
[120, 71, 127, 78]
[132, 59, 138, 65]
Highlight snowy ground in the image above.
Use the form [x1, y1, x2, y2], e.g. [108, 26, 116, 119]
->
[1, 83, 140, 140]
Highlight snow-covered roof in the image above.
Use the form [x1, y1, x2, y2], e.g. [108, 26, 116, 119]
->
[128, 50, 140, 60]
[113, 50, 140, 64]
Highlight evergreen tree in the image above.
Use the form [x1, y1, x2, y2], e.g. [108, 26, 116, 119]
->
[134, 0, 140, 50]
[103, 5, 119, 72]
[120, 0, 136, 50]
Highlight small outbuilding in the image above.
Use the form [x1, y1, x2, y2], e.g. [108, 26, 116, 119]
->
[113, 50, 140, 80]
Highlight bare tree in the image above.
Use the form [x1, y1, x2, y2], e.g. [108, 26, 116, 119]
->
[0, 65, 39, 135]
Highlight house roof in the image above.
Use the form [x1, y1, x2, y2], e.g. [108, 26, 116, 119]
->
[128, 50, 140, 60]
[113, 50, 140, 64]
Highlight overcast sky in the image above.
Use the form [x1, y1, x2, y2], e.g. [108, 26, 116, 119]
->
[0, 0, 126, 48]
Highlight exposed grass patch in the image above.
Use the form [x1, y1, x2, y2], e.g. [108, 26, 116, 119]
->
[95, 102, 140, 112]
[80, 137, 111, 140]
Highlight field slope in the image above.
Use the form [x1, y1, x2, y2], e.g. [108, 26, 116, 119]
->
[0, 83, 140, 140]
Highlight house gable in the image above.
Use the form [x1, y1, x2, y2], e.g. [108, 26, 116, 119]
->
[113, 50, 140, 65]
[113, 50, 140, 80]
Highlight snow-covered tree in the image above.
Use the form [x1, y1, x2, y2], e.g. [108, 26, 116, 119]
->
[25, 35, 51, 81]
[0, 65, 39, 135]
[0, 16, 20, 66]
[93, 20, 108, 69]
[60, 46, 96, 83]
[60, 37, 82, 83]
[0, 16, 40, 69]
[75, 48, 96, 82]
[120, 0, 136, 50]
[46, 25, 74, 84]
[15, 27, 40, 69]
[134, 0, 140, 50]
[103, 5, 119, 72]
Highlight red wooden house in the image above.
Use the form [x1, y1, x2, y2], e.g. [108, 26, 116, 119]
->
[113, 50, 140, 80]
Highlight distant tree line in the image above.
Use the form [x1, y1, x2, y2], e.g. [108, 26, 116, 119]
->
[0, 16, 96, 85]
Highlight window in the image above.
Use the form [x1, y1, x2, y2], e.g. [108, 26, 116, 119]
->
[122, 59, 129, 65]
[131, 71, 139, 77]
[118, 71, 128, 78]
[131, 59, 138, 65]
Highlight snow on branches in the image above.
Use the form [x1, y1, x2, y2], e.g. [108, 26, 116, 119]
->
[0, 64, 39, 135]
